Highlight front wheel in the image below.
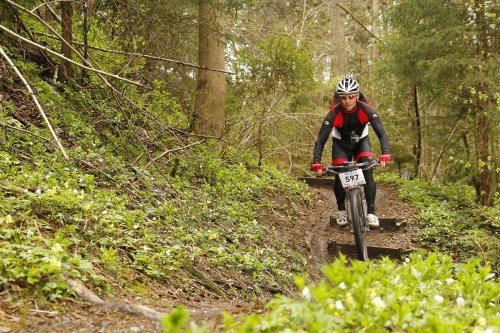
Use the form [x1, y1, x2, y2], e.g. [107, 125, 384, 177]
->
[346, 188, 368, 261]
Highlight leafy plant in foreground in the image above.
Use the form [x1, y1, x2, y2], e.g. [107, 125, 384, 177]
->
[163, 253, 499, 332]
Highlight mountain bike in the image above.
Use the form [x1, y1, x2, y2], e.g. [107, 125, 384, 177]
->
[323, 160, 379, 261]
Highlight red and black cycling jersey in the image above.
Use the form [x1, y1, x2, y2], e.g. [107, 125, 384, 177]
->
[312, 101, 390, 164]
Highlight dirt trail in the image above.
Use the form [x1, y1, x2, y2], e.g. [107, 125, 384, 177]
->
[304, 183, 420, 275]
[5, 183, 420, 333]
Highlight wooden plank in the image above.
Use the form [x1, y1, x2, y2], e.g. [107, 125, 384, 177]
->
[328, 241, 402, 260]
[330, 217, 405, 230]
[298, 177, 335, 187]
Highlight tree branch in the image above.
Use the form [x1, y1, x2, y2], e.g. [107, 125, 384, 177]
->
[0, 45, 69, 159]
[335, 2, 383, 44]
[0, 24, 143, 87]
[64, 278, 164, 320]
[145, 139, 205, 168]
[32, 31, 234, 74]
[31, 0, 76, 13]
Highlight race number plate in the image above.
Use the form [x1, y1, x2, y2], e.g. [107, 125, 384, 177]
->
[339, 169, 366, 188]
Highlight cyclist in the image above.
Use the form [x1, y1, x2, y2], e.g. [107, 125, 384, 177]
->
[311, 74, 391, 228]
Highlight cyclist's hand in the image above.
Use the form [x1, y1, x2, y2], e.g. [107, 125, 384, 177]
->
[378, 154, 391, 167]
[311, 163, 323, 175]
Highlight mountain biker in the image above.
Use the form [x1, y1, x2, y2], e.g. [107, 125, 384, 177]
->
[311, 74, 391, 228]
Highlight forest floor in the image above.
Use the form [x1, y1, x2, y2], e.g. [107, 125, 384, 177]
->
[2, 183, 421, 333]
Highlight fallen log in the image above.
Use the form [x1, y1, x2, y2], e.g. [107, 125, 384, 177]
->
[64, 278, 164, 320]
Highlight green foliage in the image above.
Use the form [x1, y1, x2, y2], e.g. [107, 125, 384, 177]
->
[163, 253, 500, 332]
[160, 306, 209, 333]
[0, 71, 312, 302]
[377, 173, 499, 268]
[235, 35, 315, 96]
[377, 0, 498, 196]
[0, 214, 91, 300]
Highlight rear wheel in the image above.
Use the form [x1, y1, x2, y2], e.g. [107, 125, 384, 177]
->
[346, 188, 368, 261]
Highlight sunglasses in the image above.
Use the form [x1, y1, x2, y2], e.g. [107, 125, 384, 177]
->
[339, 94, 357, 100]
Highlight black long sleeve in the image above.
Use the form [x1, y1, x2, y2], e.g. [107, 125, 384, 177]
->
[312, 112, 335, 163]
[370, 117, 390, 153]
[363, 107, 390, 154]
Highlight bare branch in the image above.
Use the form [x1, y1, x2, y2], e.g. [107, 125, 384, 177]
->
[145, 139, 205, 168]
[64, 278, 164, 320]
[32, 31, 234, 74]
[0, 45, 69, 159]
[72, 156, 144, 200]
[0, 24, 143, 87]
[31, 0, 76, 13]
[0, 121, 52, 143]
[335, 2, 383, 44]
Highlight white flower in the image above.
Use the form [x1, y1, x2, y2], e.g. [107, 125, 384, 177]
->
[372, 296, 386, 312]
[436, 280, 443, 286]
[133, 224, 139, 229]
[434, 295, 444, 303]
[102, 210, 108, 215]
[51, 243, 63, 254]
[335, 300, 344, 310]
[485, 328, 493, 333]
[48, 257, 62, 269]
[73, 189, 79, 195]
[26, 230, 34, 237]
[35, 188, 41, 195]
[405, 257, 410, 263]
[165, 249, 171, 256]
[338, 282, 346, 289]
[301, 287, 311, 301]
[345, 292, 354, 306]
[446, 278, 455, 285]
[456, 297, 465, 307]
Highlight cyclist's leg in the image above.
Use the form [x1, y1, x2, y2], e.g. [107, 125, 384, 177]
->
[332, 139, 349, 211]
[355, 138, 376, 214]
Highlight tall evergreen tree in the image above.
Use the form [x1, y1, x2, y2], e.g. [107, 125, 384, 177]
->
[380, 0, 498, 205]
[193, 0, 227, 137]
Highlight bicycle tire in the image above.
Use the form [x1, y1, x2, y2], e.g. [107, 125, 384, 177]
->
[346, 188, 368, 261]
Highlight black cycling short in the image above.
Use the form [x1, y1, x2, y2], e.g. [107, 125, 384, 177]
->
[332, 137, 373, 165]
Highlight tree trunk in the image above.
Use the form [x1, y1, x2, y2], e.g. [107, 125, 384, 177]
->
[371, 0, 379, 60]
[60, 1, 73, 83]
[193, 0, 226, 137]
[81, 0, 89, 84]
[430, 119, 461, 182]
[473, 0, 494, 206]
[257, 106, 265, 167]
[413, 84, 422, 178]
[462, 132, 481, 201]
[369, 0, 380, 107]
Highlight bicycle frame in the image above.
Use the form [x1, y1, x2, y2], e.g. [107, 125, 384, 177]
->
[323, 160, 378, 261]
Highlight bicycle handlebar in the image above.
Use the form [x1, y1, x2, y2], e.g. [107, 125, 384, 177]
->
[322, 160, 379, 176]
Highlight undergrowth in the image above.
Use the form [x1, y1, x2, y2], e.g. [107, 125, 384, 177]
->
[163, 253, 499, 332]
[0, 56, 312, 304]
[376, 173, 499, 269]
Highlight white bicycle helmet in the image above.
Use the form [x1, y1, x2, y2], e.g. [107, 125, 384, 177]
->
[336, 74, 360, 95]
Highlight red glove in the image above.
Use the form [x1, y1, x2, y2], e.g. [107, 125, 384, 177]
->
[311, 163, 323, 173]
[379, 154, 391, 166]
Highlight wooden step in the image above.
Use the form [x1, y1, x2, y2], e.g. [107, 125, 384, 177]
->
[330, 217, 405, 230]
[328, 241, 402, 260]
[298, 177, 335, 187]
